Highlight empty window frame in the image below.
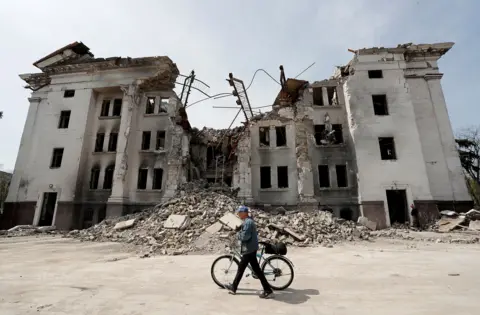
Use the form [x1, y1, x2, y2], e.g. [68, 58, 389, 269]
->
[100, 100, 110, 117]
[112, 99, 122, 116]
[260, 166, 271, 189]
[156, 131, 166, 150]
[103, 165, 115, 189]
[327, 87, 337, 105]
[153, 168, 163, 190]
[146, 97, 155, 114]
[277, 166, 289, 188]
[368, 70, 383, 79]
[336, 165, 348, 188]
[379, 137, 397, 160]
[64, 90, 75, 98]
[108, 133, 118, 152]
[50, 148, 64, 168]
[314, 125, 326, 145]
[259, 127, 270, 146]
[137, 168, 148, 190]
[94, 133, 105, 152]
[313, 87, 324, 106]
[372, 94, 389, 115]
[276, 126, 287, 147]
[58, 110, 71, 129]
[141, 131, 151, 150]
[159, 98, 168, 113]
[89, 167, 100, 189]
[318, 165, 330, 188]
[332, 124, 344, 144]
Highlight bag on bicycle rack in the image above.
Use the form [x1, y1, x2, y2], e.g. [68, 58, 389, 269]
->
[264, 242, 288, 255]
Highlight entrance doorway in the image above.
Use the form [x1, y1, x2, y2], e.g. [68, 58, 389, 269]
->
[38, 192, 57, 226]
[386, 189, 408, 225]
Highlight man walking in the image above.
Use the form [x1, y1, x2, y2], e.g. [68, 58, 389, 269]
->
[225, 206, 274, 299]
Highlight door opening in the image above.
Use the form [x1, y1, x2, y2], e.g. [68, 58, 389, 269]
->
[386, 189, 408, 225]
[39, 192, 57, 226]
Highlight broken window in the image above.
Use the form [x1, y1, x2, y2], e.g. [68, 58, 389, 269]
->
[336, 165, 348, 187]
[260, 166, 271, 189]
[103, 165, 115, 189]
[318, 165, 330, 188]
[159, 98, 168, 113]
[89, 167, 100, 189]
[94, 133, 105, 152]
[372, 94, 389, 115]
[100, 100, 110, 117]
[314, 125, 326, 145]
[141, 131, 151, 150]
[156, 131, 166, 150]
[50, 148, 64, 168]
[137, 168, 148, 190]
[276, 126, 287, 147]
[58, 110, 71, 129]
[108, 133, 118, 152]
[368, 70, 383, 79]
[259, 127, 270, 147]
[112, 99, 122, 116]
[332, 124, 343, 144]
[327, 87, 338, 105]
[313, 87, 324, 106]
[146, 97, 155, 114]
[153, 168, 163, 190]
[64, 90, 75, 98]
[277, 166, 289, 188]
[379, 137, 397, 160]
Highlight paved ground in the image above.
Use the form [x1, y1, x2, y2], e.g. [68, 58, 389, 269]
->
[1, 235, 479, 315]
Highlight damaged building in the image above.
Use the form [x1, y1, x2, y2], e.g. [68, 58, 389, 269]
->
[0, 41, 474, 231]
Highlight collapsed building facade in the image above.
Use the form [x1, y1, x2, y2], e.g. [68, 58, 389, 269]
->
[0, 41, 473, 231]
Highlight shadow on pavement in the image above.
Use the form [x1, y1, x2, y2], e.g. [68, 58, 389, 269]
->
[235, 288, 319, 304]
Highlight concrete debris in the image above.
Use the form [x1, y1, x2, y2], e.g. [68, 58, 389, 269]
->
[468, 221, 480, 231]
[466, 209, 480, 221]
[440, 210, 458, 217]
[205, 222, 223, 234]
[114, 219, 136, 231]
[436, 216, 466, 233]
[163, 215, 190, 230]
[219, 213, 242, 230]
[0, 225, 58, 237]
[357, 216, 377, 231]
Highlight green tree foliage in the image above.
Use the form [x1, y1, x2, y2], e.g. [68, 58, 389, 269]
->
[456, 126, 480, 206]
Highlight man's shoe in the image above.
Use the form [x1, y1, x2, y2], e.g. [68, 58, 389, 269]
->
[224, 284, 236, 295]
[259, 291, 274, 299]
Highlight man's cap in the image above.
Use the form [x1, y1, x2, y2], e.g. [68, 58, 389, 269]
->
[236, 205, 249, 213]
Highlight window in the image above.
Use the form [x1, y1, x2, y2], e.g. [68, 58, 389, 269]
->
[336, 165, 348, 188]
[108, 133, 118, 152]
[153, 168, 163, 190]
[94, 133, 105, 152]
[260, 166, 271, 189]
[259, 127, 269, 147]
[103, 165, 115, 189]
[332, 124, 343, 144]
[146, 97, 155, 114]
[379, 137, 397, 160]
[112, 99, 122, 116]
[277, 166, 289, 188]
[58, 110, 71, 129]
[314, 125, 325, 145]
[137, 168, 148, 189]
[89, 167, 100, 189]
[159, 98, 168, 113]
[50, 148, 64, 168]
[313, 87, 324, 106]
[318, 165, 330, 188]
[372, 94, 389, 116]
[276, 126, 287, 147]
[368, 70, 383, 79]
[156, 131, 166, 150]
[100, 100, 110, 117]
[64, 90, 75, 98]
[141, 131, 151, 150]
[327, 87, 337, 105]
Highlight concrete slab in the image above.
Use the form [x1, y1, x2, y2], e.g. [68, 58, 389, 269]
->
[357, 216, 377, 231]
[113, 219, 136, 231]
[205, 222, 223, 234]
[437, 216, 466, 232]
[163, 215, 190, 229]
[468, 220, 480, 231]
[219, 212, 242, 230]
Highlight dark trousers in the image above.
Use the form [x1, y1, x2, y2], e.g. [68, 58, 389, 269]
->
[232, 251, 273, 293]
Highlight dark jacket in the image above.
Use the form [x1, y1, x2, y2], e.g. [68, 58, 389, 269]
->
[237, 217, 258, 254]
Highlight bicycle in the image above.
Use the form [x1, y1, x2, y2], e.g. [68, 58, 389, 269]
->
[210, 240, 295, 291]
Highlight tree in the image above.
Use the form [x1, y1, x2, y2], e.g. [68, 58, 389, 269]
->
[456, 126, 480, 206]
[0, 111, 3, 119]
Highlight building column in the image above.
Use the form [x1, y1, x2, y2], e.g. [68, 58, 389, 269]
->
[321, 87, 329, 106]
[106, 84, 137, 217]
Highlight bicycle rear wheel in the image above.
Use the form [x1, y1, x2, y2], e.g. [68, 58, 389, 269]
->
[261, 255, 294, 290]
[211, 254, 240, 288]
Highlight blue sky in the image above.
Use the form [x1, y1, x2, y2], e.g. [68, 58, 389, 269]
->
[0, 0, 478, 171]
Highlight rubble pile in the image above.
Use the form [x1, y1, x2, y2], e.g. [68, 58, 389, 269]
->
[433, 209, 480, 233]
[0, 225, 57, 237]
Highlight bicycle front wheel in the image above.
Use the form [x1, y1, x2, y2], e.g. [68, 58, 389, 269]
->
[211, 254, 240, 288]
[261, 255, 294, 290]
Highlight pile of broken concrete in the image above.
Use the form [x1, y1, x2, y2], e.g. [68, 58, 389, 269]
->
[434, 209, 480, 233]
